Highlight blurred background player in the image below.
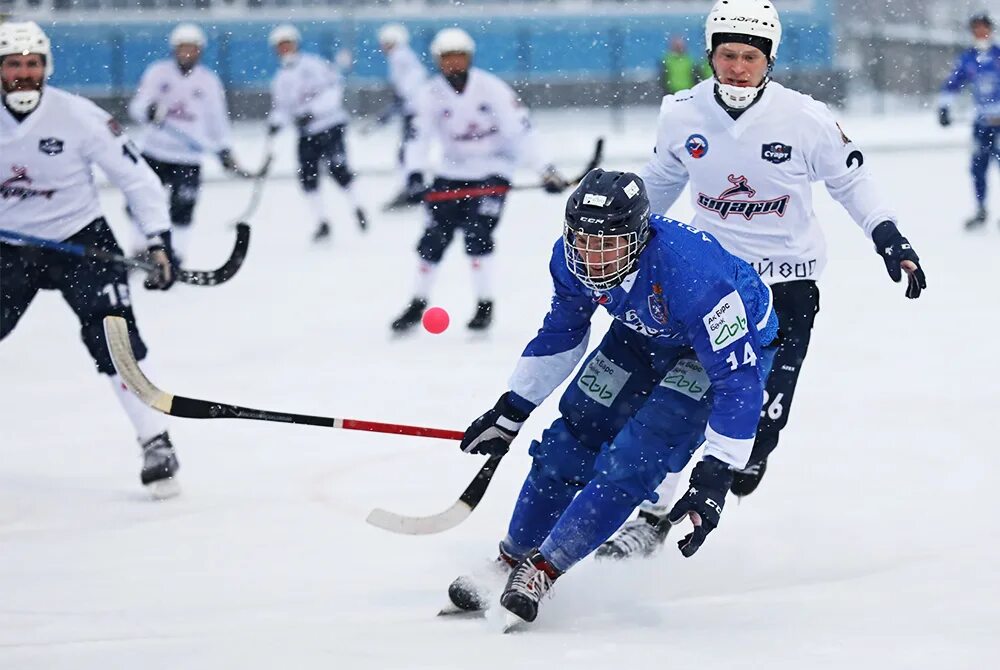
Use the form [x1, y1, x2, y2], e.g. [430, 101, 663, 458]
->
[660, 35, 712, 96]
[597, 0, 927, 560]
[127, 23, 255, 262]
[390, 27, 568, 334]
[267, 23, 368, 242]
[938, 13, 1000, 230]
[374, 23, 429, 211]
[0, 21, 181, 497]
[447, 170, 779, 625]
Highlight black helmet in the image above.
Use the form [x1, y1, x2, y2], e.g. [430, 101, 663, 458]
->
[563, 169, 651, 290]
[970, 13, 993, 29]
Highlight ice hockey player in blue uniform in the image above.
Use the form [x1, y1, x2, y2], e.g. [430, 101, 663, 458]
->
[939, 13, 1000, 229]
[445, 169, 780, 627]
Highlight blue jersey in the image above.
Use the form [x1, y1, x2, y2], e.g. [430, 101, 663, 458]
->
[509, 214, 778, 464]
[940, 46, 1000, 121]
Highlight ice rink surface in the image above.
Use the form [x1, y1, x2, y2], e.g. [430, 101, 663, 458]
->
[1, 108, 998, 668]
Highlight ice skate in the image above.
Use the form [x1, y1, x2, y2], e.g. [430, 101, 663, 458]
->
[594, 509, 671, 560]
[140, 431, 180, 500]
[499, 549, 561, 629]
[466, 300, 493, 332]
[312, 221, 331, 242]
[390, 298, 427, 334]
[730, 457, 768, 497]
[355, 208, 368, 232]
[439, 549, 517, 617]
[965, 207, 987, 230]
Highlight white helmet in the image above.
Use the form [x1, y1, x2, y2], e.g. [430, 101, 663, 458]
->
[431, 27, 475, 58]
[705, 0, 782, 60]
[0, 21, 53, 113]
[704, 0, 782, 109]
[378, 23, 409, 48]
[269, 24, 301, 48]
[169, 23, 207, 49]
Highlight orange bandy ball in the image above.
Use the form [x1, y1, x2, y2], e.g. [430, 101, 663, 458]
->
[422, 306, 450, 334]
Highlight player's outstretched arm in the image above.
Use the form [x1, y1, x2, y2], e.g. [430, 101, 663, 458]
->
[871, 220, 926, 299]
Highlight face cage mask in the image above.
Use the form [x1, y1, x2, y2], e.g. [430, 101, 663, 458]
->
[712, 54, 774, 110]
[3, 89, 41, 113]
[563, 223, 644, 292]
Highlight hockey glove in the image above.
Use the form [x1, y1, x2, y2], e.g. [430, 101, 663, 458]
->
[938, 107, 951, 127]
[144, 230, 176, 291]
[146, 103, 167, 125]
[267, 124, 281, 137]
[294, 113, 314, 131]
[541, 165, 570, 194]
[218, 149, 255, 179]
[871, 220, 926, 299]
[405, 172, 428, 204]
[460, 392, 533, 456]
[667, 456, 733, 558]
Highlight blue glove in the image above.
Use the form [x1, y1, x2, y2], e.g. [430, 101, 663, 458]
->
[667, 456, 733, 557]
[405, 172, 428, 204]
[460, 392, 532, 456]
[871, 220, 926, 299]
[938, 107, 951, 127]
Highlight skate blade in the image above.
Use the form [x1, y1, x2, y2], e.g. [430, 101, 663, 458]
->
[145, 478, 181, 501]
[437, 604, 486, 619]
[502, 611, 528, 634]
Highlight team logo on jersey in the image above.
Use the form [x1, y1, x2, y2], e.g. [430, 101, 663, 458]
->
[696, 174, 790, 220]
[1, 166, 56, 201]
[107, 118, 124, 137]
[38, 138, 64, 156]
[593, 291, 612, 305]
[685, 134, 709, 159]
[760, 142, 792, 164]
[647, 283, 667, 324]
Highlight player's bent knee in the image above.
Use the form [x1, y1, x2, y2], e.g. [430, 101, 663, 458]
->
[80, 315, 147, 375]
[525, 419, 599, 488]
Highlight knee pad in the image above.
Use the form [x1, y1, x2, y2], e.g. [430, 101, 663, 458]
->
[170, 184, 198, 226]
[463, 229, 496, 256]
[525, 418, 599, 489]
[81, 313, 147, 375]
[298, 169, 320, 191]
[417, 227, 450, 263]
[329, 163, 353, 188]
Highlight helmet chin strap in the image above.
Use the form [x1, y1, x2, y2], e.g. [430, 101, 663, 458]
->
[4, 89, 41, 114]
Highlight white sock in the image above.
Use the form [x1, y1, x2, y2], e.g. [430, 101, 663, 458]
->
[413, 260, 440, 301]
[171, 225, 192, 261]
[305, 190, 326, 225]
[109, 373, 168, 444]
[640, 471, 684, 517]
[470, 254, 493, 301]
[342, 181, 363, 211]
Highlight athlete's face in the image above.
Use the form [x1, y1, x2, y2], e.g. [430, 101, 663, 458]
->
[972, 22, 993, 42]
[174, 44, 202, 70]
[437, 52, 471, 77]
[711, 43, 768, 88]
[572, 232, 631, 283]
[275, 40, 297, 59]
[0, 53, 45, 95]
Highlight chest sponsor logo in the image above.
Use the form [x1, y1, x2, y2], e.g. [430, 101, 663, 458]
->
[685, 133, 709, 159]
[703, 290, 750, 352]
[761, 142, 792, 164]
[576, 351, 631, 408]
[1, 165, 56, 201]
[451, 122, 499, 142]
[38, 138, 64, 156]
[647, 283, 667, 324]
[697, 174, 790, 220]
[659, 358, 710, 401]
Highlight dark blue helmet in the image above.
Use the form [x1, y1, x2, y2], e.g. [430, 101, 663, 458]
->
[970, 13, 993, 29]
[563, 169, 651, 290]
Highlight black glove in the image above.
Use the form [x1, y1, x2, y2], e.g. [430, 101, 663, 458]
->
[460, 392, 532, 456]
[871, 220, 926, 299]
[294, 113, 313, 130]
[938, 107, 951, 127]
[144, 230, 176, 291]
[218, 149, 254, 179]
[404, 172, 428, 204]
[667, 456, 733, 557]
[145, 103, 166, 125]
[267, 124, 280, 137]
[541, 165, 570, 194]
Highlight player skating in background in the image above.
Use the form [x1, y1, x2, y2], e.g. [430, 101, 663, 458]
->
[938, 13, 1000, 230]
[0, 22, 182, 497]
[373, 23, 429, 211]
[128, 23, 255, 262]
[598, 0, 927, 560]
[390, 27, 568, 334]
[447, 170, 779, 627]
[267, 24, 369, 242]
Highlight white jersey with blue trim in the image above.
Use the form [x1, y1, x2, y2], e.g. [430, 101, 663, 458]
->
[508, 214, 778, 469]
[641, 80, 896, 285]
[386, 44, 428, 116]
[269, 52, 350, 135]
[127, 60, 233, 165]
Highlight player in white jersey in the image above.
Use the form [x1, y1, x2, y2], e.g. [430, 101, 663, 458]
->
[374, 23, 429, 210]
[267, 24, 368, 242]
[597, 0, 928, 559]
[0, 22, 182, 497]
[389, 27, 568, 333]
[128, 23, 255, 260]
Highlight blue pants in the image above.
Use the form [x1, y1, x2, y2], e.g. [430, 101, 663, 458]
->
[971, 122, 1000, 205]
[502, 320, 775, 572]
